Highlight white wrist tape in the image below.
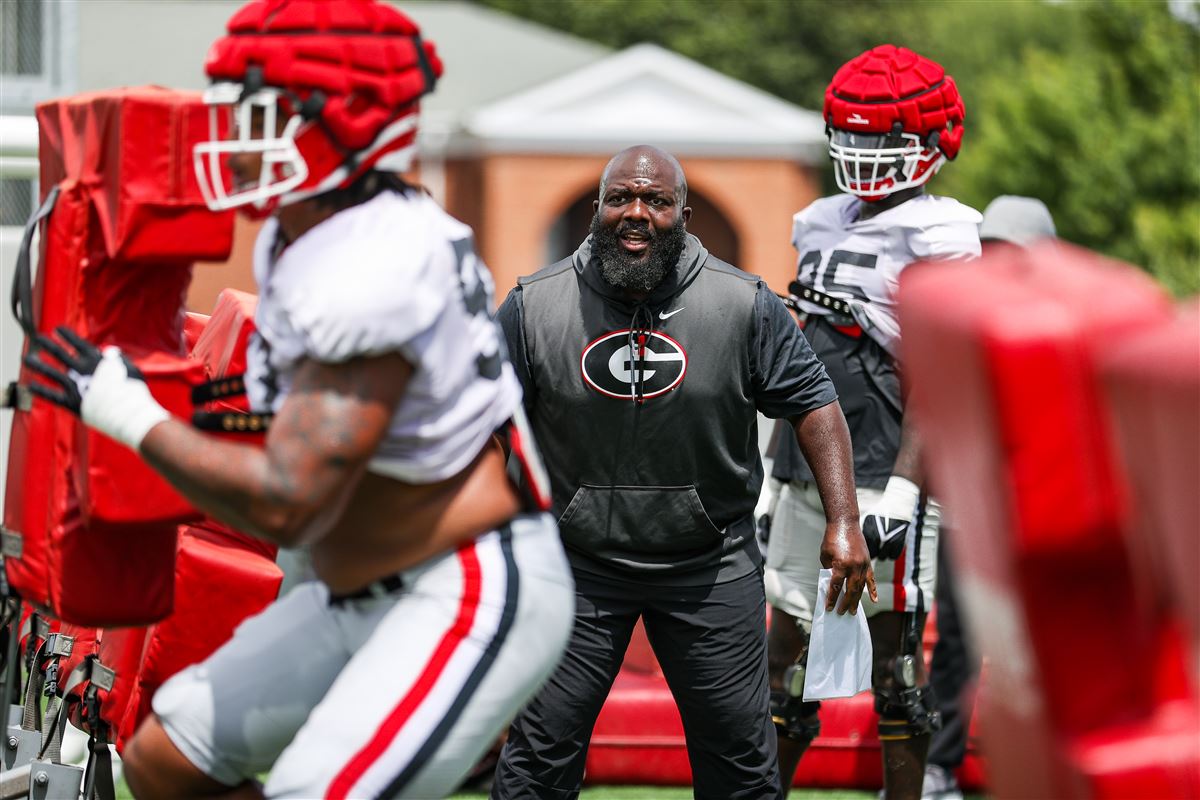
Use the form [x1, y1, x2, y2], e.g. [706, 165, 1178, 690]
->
[871, 475, 922, 522]
[80, 348, 171, 450]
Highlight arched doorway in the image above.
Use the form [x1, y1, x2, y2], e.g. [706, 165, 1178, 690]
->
[544, 186, 740, 267]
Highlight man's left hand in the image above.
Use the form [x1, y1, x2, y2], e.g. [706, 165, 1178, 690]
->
[819, 520, 876, 615]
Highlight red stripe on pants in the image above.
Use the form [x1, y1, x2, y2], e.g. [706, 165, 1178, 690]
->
[326, 543, 483, 799]
[892, 547, 908, 612]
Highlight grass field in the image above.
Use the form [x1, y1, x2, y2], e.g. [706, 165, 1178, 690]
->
[451, 791, 879, 800]
[108, 769, 978, 799]
[114, 780, 885, 799]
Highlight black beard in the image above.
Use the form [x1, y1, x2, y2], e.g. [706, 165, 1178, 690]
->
[589, 213, 687, 294]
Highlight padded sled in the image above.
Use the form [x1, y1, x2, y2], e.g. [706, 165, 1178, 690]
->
[56, 622, 148, 744]
[898, 242, 1196, 798]
[185, 290, 275, 560]
[191, 288, 259, 385]
[3, 87, 233, 625]
[183, 312, 211, 357]
[586, 616, 985, 791]
[117, 525, 282, 750]
[1099, 301, 1200, 671]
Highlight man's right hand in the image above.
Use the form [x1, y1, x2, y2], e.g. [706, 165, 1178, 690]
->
[860, 475, 922, 560]
[819, 520, 876, 615]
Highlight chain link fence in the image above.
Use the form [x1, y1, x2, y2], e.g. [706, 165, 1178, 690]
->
[0, 177, 33, 226]
[0, 0, 44, 76]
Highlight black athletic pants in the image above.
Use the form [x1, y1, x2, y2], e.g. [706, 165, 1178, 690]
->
[927, 534, 981, 770]
[491, 567, 782, 800]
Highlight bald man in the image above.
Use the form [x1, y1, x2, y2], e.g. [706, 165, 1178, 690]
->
[491, 146, 873, 799]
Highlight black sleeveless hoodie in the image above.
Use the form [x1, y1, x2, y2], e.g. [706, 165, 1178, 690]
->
[498, 233, 836, 585]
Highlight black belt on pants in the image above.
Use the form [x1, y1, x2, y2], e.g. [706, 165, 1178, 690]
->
[328, 572, 406, 607]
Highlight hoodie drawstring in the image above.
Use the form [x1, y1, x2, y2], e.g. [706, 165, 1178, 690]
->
[629, 304, 653, 405]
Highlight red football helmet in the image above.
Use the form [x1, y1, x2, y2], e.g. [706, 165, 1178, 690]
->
[193, 0, 442, 214]
[823, 44, 965, 201]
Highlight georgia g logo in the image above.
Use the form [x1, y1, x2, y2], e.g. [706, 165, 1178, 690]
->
[581, 330, 687, 400]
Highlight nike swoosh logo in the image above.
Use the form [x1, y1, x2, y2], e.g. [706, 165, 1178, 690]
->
[658, 307, 686, 320]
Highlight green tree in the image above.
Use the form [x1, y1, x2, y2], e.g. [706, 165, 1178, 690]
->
[942, 1, 1200, 294]
[476, 0, 918, 110]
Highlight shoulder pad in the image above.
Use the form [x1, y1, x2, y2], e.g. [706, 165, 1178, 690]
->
[792, 195, 858, 248]
[908, 197, 982, 261]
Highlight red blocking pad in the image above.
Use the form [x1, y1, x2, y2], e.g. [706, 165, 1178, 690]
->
[191, 288, 259, 384]
[74, 354, 208, 530]
[117, 526, 282, 750]
[4, 88, 234, 625]
[1098, 301, 1200, 667]
[95, 626, 151, 739]
[585, 614, 986, 791]
[899, 242, 1195, 799]
[185, 289, 274, 560]
[183, 312, 211, 355]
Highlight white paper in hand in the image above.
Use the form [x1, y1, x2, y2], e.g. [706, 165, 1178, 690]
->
[802, 568, 872, 701]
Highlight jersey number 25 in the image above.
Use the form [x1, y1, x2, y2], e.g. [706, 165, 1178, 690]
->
[797, 249, 877, 303]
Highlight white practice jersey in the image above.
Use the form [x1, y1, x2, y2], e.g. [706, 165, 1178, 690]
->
[245, 189, 523, 484]
[791, 193, 981, 354]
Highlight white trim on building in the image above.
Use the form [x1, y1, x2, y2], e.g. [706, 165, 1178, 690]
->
[0, 0, 78, 116]
[0, 116, 39, 179]
[468, 43, 827, 161]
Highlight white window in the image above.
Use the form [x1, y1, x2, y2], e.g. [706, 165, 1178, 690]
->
[1, 0, 43, 76]
[0, 0, 76, 115]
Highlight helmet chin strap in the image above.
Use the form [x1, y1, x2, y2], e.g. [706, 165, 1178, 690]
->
[857, 186, 925, 220]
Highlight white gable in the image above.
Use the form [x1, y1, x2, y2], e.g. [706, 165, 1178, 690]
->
[467, 43, 826, 161]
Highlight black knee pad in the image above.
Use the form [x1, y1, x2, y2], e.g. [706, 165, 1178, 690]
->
[770, 691, 821, 744]
[874, 684, 941, 740]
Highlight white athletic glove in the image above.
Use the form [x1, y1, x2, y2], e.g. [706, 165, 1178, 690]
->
[860, 476, 921, 561]
[25, 326, 171, 450]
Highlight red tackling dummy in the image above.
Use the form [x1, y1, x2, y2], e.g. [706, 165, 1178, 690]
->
[55, 622, 149, 744]
[899, 242, 1197, 799]
[190, 289, 259, 387]
[1099, 301, 1200, 685]
[117, 525, 283, 751]
[183, 312, 211, 355]
[186, 289, 277, 561]
[3, 88, 234, 625]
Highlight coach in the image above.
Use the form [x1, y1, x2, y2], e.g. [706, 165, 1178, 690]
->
[491, 145, 873, 799]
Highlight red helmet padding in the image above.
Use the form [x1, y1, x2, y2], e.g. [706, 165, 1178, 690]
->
[205, 0, 442, 151]
[225, 0, 419, 35]
[824, 44, 965, 160]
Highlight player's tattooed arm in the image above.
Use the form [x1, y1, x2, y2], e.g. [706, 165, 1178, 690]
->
[140, 354, 412, 547]
[792, 402, 877, 615]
